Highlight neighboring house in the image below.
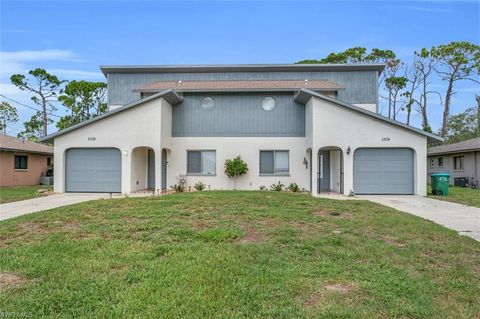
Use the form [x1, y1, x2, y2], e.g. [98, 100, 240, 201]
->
[41, 64, 441, 195]
[0, 134, 53, 187]
[428, 137, 480, 186]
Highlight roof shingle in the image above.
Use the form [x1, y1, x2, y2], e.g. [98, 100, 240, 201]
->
[0, 134, 53, 154]
[428, 137, 480, 155]
[136, 80, 344, 92]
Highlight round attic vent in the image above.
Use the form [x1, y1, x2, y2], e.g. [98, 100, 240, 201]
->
[201, 97, 215, 110]
[261, 97, 275, 111]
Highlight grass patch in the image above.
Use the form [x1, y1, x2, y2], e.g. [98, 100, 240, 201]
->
[0, 185, 53, 204]
[428, 185, 480, 208]
[0, 191, 479, 318]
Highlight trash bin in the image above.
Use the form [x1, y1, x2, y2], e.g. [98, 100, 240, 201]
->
[431, 173, 450, 196]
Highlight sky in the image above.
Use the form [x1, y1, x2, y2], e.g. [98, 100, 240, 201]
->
[0, 0, 479, 136]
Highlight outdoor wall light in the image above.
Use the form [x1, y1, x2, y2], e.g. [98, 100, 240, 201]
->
[303, 157, 308, 169]
[123, 150, 128, 156]
[346, 147, 351, 155]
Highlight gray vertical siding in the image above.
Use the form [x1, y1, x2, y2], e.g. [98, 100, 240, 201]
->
[172, 92, 305, 137]
[108, 71, 378, 106]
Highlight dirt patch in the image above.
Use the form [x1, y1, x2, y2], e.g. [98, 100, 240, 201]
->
[312, 210, 353, 219]
[304, 290, 323, 308]
[235, 224, 265, 244]
[324, 282, 358, 294]
[0, 272, 29, 289]
[381, 235, 407, 248]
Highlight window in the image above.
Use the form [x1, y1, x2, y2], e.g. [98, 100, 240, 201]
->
[47, 157, 52, 166]
[437, 157, 443, 168]
[201, 97, 215, 110]
[187, 150, 216, 175]
[430, 159, 434, 169]
[260, 150, 289, 175]
[261, 97, 275, 111]
[14, 155, 28, 169]
[454, 156, 464, 170]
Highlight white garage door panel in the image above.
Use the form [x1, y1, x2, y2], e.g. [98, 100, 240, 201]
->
[65, 148, 121, 193]
[353, 148, 414, 194]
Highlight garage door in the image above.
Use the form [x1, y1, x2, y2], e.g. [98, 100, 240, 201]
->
[65, 148, 121, 192]
[353, 148, 413, 194]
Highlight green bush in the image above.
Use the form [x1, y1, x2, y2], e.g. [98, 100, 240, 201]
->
[171, 183, 185, 193]
[194, 181, 206, 191]
[270, 181, 285, 192]
[288, 183, 300, 192]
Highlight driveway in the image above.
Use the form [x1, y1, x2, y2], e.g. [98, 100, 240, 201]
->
[360, 195, 480, 241]
[0, 193, 114, 221]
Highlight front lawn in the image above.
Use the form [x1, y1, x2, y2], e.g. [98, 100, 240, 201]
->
[428, 185, 480, 208]
[0, 191, 478, 318]
[0, 185, 53, 204]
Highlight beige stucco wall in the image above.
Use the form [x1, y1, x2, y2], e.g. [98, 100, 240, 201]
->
[0, 151, 51, 187]
[308, 97, 427, 196]
[428, 151, 479, 185]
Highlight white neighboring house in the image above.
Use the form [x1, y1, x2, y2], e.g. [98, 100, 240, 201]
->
[42, 64, 442, 196]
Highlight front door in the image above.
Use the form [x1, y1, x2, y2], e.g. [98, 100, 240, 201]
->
[161, 149, 167, 191]
[147, 149, 155, 189]
[318, 150, 330, 192]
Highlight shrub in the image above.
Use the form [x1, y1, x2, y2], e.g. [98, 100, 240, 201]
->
[270, 181, 285, 192]
[224, 156, 249, 190]
[171, 183, 185, 193]
[194, 181, 206, 191]
[259, 185, 267, 191]
[288, 182, 300, 192]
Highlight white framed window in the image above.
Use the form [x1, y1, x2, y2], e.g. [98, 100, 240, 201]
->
[187, 150, 216, 175]
[14, 155, 28, 170]
[261, 97, 275, 111]
[260, 150, 289, 175]
[454, 156, 464, 170]
[438, 157, 443, 168]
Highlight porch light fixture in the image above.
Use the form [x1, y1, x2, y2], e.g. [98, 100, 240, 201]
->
[346, 146, 351, 155]
[201, 97, 215, 110]
[303, 157, 308, 168]
[123, 150, 128, 156]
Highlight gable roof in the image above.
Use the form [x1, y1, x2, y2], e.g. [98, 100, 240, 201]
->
[294, 88, 443, 142]
[40, 89, 183, 142]
[100, 63, 386, 76]
[0, 134, 53, 154]
[428, 137, 480, 156]
[136, 79, 344, 93]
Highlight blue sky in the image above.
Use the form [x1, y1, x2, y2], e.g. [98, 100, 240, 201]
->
[1, 0, 479, 136]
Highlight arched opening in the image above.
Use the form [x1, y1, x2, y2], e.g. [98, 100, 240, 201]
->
[317, 146, 344, 194]
[131, 146, 155, 192]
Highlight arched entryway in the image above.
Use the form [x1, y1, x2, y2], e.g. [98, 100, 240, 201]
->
[131, 146, 156, 192]
[317, 146, 344, 194]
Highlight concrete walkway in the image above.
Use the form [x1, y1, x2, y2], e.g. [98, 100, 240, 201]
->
[0, 193, 115, 221]
[360, 195, 480, 241]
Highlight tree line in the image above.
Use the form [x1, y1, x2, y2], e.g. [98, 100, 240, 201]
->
[0, 68, 107, 140]
[298, 41, 480, 142]
[1, 41, 478, 143]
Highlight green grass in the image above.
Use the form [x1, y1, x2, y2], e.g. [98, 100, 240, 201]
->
[0, 191, 479, 318]
[0, 185, 53, 204]
[428, 185, 480, 208]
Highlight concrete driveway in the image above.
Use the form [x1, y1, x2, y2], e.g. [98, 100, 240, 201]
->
[0, 193, 113, 221]
[360, 195, 480, 241]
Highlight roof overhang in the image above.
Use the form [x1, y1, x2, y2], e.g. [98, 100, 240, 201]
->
[100, 63, 386, 77]
[294, 88, 443, 143]
[0, 148, 53, 155]
[40, 89, 183, 143]
[428, 149, 480, 156]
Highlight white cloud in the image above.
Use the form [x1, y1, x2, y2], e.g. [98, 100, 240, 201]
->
[47, 68, 104, 80]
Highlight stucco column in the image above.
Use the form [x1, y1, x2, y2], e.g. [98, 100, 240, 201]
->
[343, 148, 354, 195]
[155, 147, 162, 194]
[311, 150, 319, 195]
[121, 149, 131, 194]
[54, 148, 65, 193]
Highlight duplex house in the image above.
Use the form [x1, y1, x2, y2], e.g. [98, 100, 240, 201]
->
[42, 64, 441, 195]
[428, 137, 480, 186]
